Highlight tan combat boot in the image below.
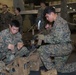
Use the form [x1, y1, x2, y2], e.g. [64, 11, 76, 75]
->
[41, 69, 57, 75]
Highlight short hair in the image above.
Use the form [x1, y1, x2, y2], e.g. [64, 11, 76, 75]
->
[16, 7, 21, 12]
[43, 6, 56, 16]
[10, 20, 20, 28]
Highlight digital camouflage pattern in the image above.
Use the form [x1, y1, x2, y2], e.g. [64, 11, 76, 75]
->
[0, 29, 29, 64]
[0, 12, 14, 31]
[37, 16, 76, 73]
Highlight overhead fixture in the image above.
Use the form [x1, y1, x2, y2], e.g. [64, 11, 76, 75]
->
[69, 7, 72, 9]
[67, 5, 68, 7]
[53, 7, 55, 8]
[73, 9, 75, 11]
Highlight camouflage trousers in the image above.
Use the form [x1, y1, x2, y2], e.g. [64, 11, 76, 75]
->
[37, 43, 76, 73]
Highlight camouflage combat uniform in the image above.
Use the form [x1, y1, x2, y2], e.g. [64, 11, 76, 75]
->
[37, 16, 76, 73]
[13, 15, 23, 33]
[36, 7, 46, 30]
[0, 12, 14, 31]
[0, 29, 29, 64]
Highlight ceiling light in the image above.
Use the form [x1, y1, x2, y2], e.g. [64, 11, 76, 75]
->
[70, 7, 72, 9]
[67, 5, 68, 7]
[73, 9, 75, 11]
[53, 7, 55, 8]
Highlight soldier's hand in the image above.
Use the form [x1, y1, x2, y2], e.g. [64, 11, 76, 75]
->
[37, 34, 45, 40]
[8, 44, 14, 51]
[17, 42, 24, 50]
[45, 24, 52, 30]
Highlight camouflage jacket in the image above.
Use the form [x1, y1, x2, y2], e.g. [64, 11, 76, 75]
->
[44, 16, 72, 44]
[13, 15, 23, 26]
[0, 29, 23, 59]
[36, 8, 46, 30]
[0, 11, 14, 30]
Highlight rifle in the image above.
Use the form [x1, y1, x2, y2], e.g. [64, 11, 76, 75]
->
[1, 43, 49, 74]
[2, 47, 37, 73]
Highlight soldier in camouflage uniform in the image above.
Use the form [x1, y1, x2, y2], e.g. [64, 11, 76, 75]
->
[13, 7, 23, 33]
[37, 6, 76, 74]
[29, 2, 37, 26]
[36, 2, 47, 31]
[0, 5, 14, 31]
[0, 20, 29, 64]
